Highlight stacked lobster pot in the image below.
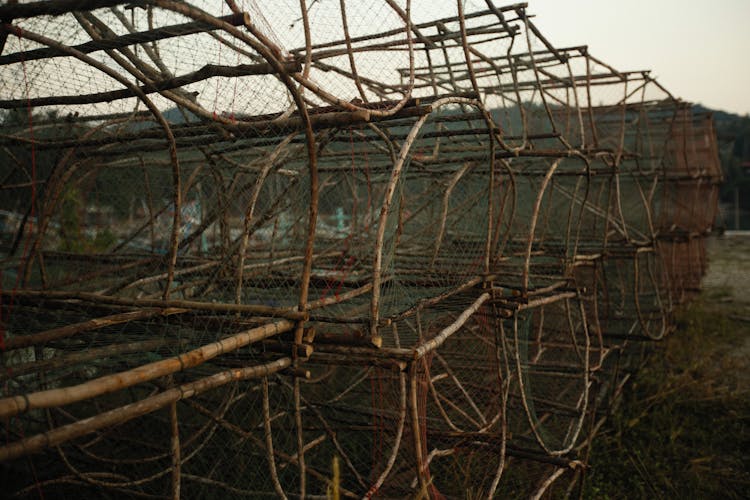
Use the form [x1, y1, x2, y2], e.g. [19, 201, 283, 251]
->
[0, 1, 721, 498]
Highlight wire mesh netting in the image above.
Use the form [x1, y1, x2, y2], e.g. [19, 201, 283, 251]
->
[0, 1, 722, 498]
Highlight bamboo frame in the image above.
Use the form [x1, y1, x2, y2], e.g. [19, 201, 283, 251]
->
[0, 1, 721, 497]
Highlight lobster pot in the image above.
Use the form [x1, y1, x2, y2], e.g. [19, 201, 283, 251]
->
[0, 0, 725, 498]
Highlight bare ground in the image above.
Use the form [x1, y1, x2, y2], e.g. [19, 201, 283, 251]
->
[702, 233, 750, 391]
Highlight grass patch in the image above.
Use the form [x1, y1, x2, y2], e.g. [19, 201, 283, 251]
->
[583, 299, 750, 499]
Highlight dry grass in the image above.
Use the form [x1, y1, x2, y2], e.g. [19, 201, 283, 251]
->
[583, 235, 750, 499]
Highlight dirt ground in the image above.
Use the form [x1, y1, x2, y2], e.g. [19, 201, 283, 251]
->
[703, 233, 750, 389]
[704, 232, 750, 307]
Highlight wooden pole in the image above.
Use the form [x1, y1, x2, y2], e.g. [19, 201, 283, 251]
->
[3, 290, 308, 320]
[0, 357, 292, 462]
[0, 320, 294, 419]
[3, 308, 185, 350]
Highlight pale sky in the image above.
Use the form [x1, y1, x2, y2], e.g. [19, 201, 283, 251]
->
[529, 0, 750, 116]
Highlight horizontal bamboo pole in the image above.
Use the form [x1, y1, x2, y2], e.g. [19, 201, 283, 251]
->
[302, 12, 521, 61]
[257, 340, 313, 358]
[303, 282, 373, 311]
[0, 0, 132, 19]
[0, 60, 302, 108]
[309, 351, 407, 371]
[406, 49, 577, 77]
[314, 330, 382, 348]
[0, 13, 248, 65]
[3, 290, 307, 320]
[230, 91, 475, 122]
[289, 3, 525, 55]
[3, 308, 185, 351]
[0, 319, 294, 420]
[0, 357, 292, 462]
[310, 342, 413, 361]
[118, 261, 221, 292]
[23, 100, 435, 159]
[519, 291, 577, 311]
[1, 338, 176, 381]
[60, 108, 372, 158]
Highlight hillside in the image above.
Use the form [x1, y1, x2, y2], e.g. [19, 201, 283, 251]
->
[698, 106, 750, 228]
